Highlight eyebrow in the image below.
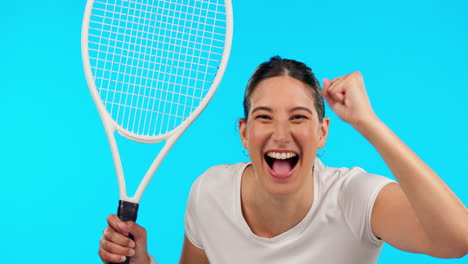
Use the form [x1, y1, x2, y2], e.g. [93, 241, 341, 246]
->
[251, 106, 272, 114]
[290, 106, 313, 114]
[251, 106, 313, 115]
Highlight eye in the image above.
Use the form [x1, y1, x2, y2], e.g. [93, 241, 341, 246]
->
[255, 114, 272, 120]
[290, 115, 308, 120]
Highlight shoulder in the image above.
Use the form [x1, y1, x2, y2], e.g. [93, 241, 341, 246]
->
[316, 159, 393, 193]
[200, 162, 248, 178]
[194, 162, 248, 187]
[189, 162, 248, 202]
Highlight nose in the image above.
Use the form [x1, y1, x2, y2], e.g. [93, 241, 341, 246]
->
[272, 120, 291, 145]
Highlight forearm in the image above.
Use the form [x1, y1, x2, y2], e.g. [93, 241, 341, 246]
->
[355, 117, 468, 250]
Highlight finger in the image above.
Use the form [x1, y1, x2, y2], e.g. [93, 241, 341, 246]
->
[101, 237, 136, 257]
[103, 226, 135, 248]
[330, 89, 345, 103]
[107, 214, 129, 236]
[330, 76, 343, 84]
[323, 94, 344, 116]
[323, 93, 336, 108]
[322, 78, 331, 90]
[325, 82, 345, 104]
[99, 246, 127, 263]
[324, 92, 342, 107]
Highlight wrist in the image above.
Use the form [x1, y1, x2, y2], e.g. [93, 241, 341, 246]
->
[351, 114, 381, 133]
[353, 117, 396, 149]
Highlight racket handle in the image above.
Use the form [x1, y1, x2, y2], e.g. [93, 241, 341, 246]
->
[117, 200, 139, 222]
[110, 200, 139, 264]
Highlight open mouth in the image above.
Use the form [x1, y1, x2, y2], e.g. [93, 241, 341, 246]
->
[264, 151, 299, 177]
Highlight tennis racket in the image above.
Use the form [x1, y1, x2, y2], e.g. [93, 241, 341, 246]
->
[81, 0, 232, 262]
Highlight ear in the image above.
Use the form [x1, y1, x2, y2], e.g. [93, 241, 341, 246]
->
[318, 117, 330, 149]
[238, 118, 248, 149]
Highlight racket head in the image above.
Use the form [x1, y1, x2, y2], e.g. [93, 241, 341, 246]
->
[82, 0, 233, 143]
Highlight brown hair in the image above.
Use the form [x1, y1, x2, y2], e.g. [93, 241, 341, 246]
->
[243, 56, 325, 122]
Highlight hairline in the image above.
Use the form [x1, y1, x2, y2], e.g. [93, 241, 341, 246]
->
[244, 74, 323, 122]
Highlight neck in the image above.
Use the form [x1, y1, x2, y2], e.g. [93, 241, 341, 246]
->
[241, 165, 314, 238]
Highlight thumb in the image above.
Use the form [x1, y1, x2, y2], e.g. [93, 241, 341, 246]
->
[322, 78, 331, 90]
[126, 221, 147, 244]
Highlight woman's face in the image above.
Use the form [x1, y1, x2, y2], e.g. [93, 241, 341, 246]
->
[239, 75, 329, 196]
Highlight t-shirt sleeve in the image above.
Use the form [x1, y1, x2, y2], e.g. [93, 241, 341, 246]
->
[184, 176, 204, 249]
[339, 167, 395, 246]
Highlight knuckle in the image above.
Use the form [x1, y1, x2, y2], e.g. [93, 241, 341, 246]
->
[98, 246, 112, 262]
[103, 227, 109, 237]
[103, 228, 112, 240]
[101, 239, 110, 251]
[104, 226, 123, 243]
[352, 71, 362, 77]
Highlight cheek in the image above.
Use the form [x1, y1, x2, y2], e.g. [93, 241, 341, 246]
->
[248, 124, 269, 142]
[299, 126, 315, 136]
[292, 126, 321, 147]
[245, 125, 271, 159]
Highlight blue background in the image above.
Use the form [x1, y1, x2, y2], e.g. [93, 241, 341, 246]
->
[1, 0, 467, 263]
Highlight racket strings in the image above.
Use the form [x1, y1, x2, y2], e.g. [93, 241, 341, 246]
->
[88, 43, 218, 77]
[88, 18, 224, 56]
[96, 77, 204, 105]
[91, 55, 214, 87]
[87, 0, 227, 136]
[96, 0, 226, 28]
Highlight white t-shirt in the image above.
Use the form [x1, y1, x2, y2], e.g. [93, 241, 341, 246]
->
[184, 159, 394, 264]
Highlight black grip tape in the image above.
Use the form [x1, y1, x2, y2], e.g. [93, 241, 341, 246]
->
[117, 200, 139, 222]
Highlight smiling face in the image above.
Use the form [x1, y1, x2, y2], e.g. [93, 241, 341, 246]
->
[239, 75, 329, 196]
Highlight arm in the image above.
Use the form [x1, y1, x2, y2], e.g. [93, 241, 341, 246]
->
[322, 72, 468, 258]
[179, 235, 210, 264]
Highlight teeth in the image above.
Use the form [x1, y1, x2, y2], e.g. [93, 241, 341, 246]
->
[266, 152, 297, 160]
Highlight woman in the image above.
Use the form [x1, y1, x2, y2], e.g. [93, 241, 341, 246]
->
[99, 57, 468, 264]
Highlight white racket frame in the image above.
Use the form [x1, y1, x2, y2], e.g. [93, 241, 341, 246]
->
[81, 0, 233, 204]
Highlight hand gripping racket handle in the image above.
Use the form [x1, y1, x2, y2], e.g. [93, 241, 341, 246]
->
[110, 200, 139, 264]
